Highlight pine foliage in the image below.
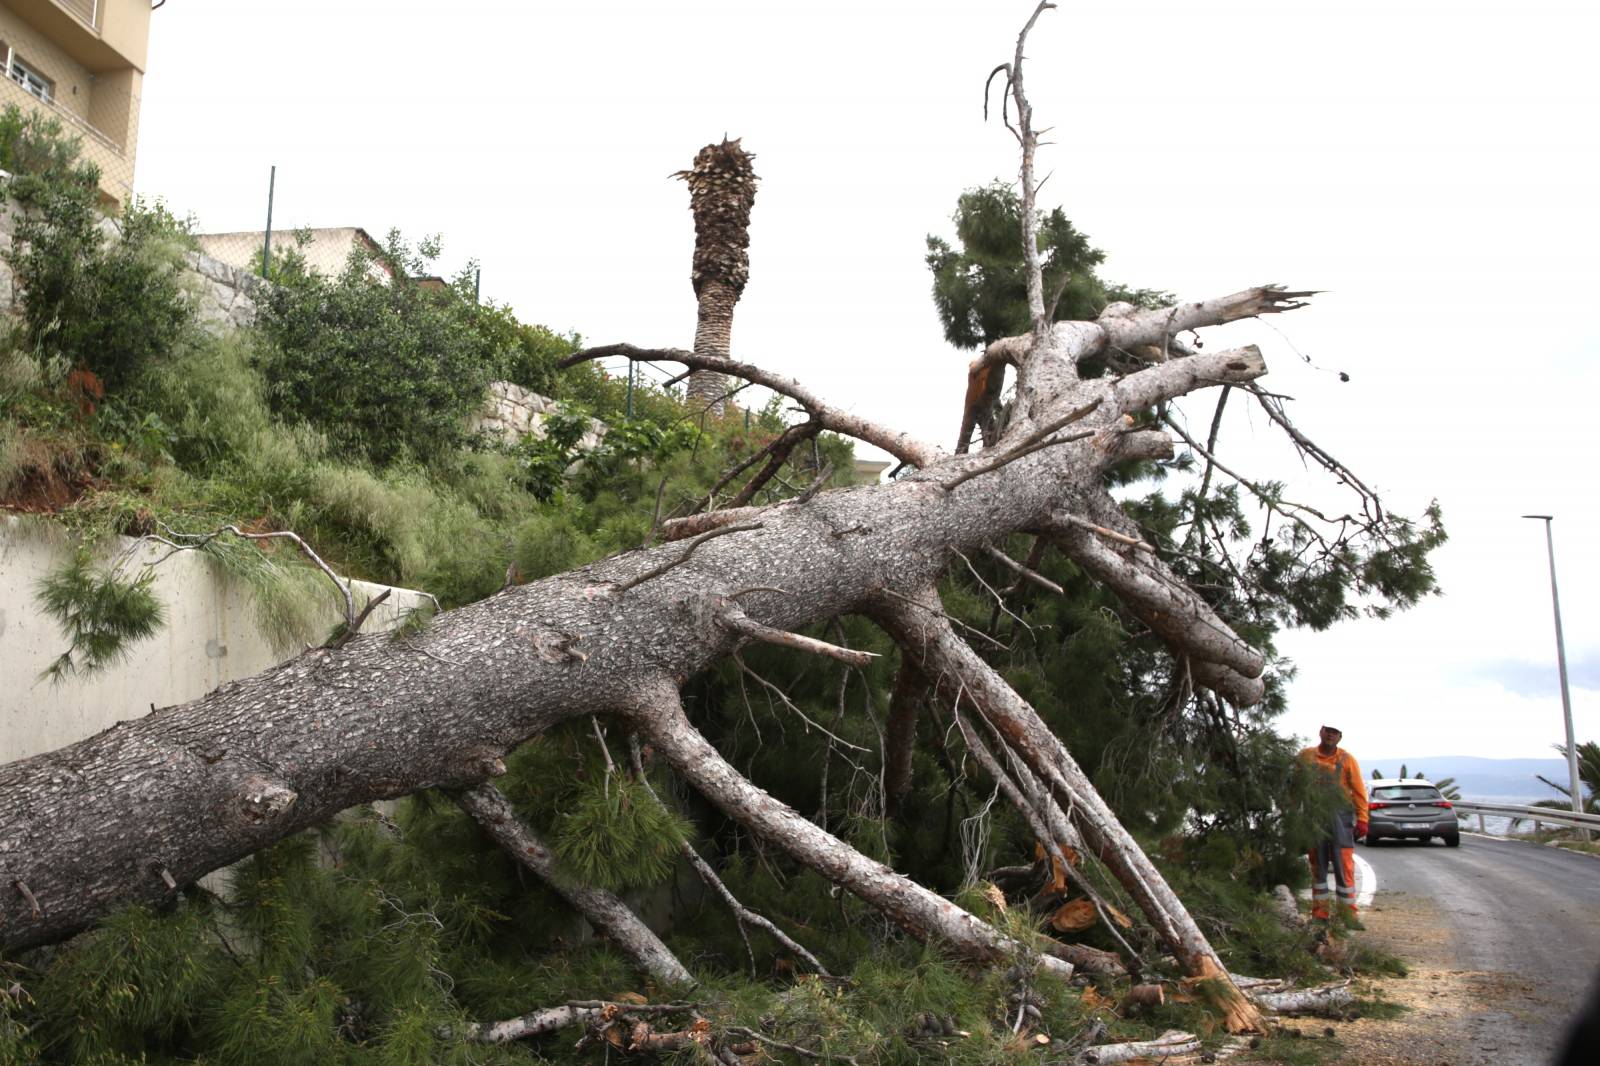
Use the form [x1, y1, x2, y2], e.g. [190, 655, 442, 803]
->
[34, 548, 164, 679]
[552, 772, 693, 892]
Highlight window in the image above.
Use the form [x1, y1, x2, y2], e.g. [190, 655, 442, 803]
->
[4, 48, 53, 103]
[1371, 785, 1442, 802]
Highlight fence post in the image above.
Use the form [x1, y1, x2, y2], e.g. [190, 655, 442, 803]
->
[1477, 812, 1486, 834]
[261, 165, 276, 278]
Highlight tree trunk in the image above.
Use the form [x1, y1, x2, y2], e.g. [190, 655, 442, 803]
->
[685, 279, 736, 413]
[679, 138, 758, 416]
[873, 584, 1265, 1032]
[0, 283, 1299, 1017]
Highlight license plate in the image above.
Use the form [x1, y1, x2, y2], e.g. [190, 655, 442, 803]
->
[1401, 822, 1429, 830]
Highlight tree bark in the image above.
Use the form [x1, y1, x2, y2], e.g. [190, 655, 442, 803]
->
[882, 658, 927, 818]
[1249, 981, 1355, 1016]
[1082, 1029, 1202, 1063]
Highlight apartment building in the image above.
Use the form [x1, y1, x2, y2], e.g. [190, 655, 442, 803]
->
[0, 0, 153, 206]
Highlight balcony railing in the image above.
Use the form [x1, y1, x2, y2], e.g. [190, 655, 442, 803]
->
[0, 67, 124, 153]
[55, 0, 104, 32]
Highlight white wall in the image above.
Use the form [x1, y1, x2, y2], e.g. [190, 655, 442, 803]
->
[0, 516, 431, 765]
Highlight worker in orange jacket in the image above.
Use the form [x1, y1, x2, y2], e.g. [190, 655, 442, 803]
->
[1298, 725, 1368, 921]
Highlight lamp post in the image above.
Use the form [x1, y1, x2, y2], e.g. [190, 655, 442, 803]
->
[1523, 514, 1588, 840]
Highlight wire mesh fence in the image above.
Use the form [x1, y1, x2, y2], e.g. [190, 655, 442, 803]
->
[0, 7, 141, 207]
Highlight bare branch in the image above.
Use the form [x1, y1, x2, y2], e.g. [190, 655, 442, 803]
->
[561, 344, 939, 467]
[728, 420, 822, 508]
[454, 783, 693, 985]
[728, 1026, 862, 1064]
[984, 546, 1064, 596]
[120, 522, 358, 630]
[722, 611, 879, 668]
[942, 428, 1095, 491]
[732, 654, 873, 753]
[1056, 514, 1155, 554]
[628, 737, 831, 977]
[614, 521, 764, 592]
[1246, 384, 1383, 522]
[1008, 1, 1057, 332]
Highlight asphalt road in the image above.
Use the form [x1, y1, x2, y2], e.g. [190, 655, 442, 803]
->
[1362, 834, 1600, 1064]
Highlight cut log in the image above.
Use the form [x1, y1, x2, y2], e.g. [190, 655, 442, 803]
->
[1249, 981, 1355, 1016]
[1118, 983, 1167, 1012]
[1081, 1028, 1201, 1063]
[1041, 938, 1127, 978]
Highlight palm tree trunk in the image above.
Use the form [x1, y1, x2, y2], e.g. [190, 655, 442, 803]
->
[678, 139, 757, 416]
[686, 280, 737, 412]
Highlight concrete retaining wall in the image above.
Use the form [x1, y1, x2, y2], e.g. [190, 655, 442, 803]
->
[0, 516, 431, 765]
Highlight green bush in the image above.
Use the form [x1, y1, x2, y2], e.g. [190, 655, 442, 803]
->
[3, 123, 196, 394]
[253, 233, 499, 467]
[468, 300, 578, 395]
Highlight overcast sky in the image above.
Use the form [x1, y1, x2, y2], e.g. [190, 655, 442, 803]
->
[134, 1, 1598, 766]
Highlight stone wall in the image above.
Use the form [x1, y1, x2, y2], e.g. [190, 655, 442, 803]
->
[0, 200, 255, 331]
[473, 380, 607, 450]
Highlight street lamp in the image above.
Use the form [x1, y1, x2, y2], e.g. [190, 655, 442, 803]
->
[1522, 515, 1588, 839]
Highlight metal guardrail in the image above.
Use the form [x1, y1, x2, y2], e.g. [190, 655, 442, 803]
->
[1452, 799, 1600, 834]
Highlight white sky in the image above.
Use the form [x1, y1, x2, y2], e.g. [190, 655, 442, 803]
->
[133, 0, 1599, 761]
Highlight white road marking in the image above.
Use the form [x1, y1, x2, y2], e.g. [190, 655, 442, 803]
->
[1354, 853, 1376, 908]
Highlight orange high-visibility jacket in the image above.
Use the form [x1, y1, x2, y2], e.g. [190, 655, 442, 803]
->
[1298, 746, 1369, 822]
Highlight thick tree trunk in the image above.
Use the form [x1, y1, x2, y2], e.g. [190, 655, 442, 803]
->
[0, 285, 1300, 1012]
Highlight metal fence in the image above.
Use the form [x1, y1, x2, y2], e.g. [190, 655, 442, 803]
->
[1453, 799, 1600, 835]
[0, 61, 139, 205]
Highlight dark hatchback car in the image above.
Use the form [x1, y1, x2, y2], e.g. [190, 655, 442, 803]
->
[1366, 779, 1460, 846]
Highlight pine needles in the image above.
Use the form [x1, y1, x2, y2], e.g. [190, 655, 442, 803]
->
[551, 774, 693, 893]
[33, 548, 164, 680]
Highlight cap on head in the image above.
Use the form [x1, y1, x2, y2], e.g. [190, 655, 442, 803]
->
[1321, 725, 1342, 736]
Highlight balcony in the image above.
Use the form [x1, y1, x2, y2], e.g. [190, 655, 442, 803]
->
[55, 0, 102, 33]
[0, 65, 132, 202]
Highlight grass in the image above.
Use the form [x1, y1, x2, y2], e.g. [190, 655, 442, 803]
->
[1552, 838, 1600, 856]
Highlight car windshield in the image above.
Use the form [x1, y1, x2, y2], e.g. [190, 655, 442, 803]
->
[1372, 785, 1442, 802]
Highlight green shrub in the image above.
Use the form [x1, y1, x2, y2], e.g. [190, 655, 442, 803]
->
[3, 112, 197, 392]
[468, 300, 578, 395]
[253, 233, 499, 467]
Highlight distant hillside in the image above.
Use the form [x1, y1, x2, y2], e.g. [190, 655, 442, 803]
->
[1364, 755, 1573, 802]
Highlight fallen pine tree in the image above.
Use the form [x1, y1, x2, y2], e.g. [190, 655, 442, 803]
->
[0, 3, 1441, 1057]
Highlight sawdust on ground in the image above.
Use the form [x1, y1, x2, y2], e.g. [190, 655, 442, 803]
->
[1330, 892, 1544, 1066]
